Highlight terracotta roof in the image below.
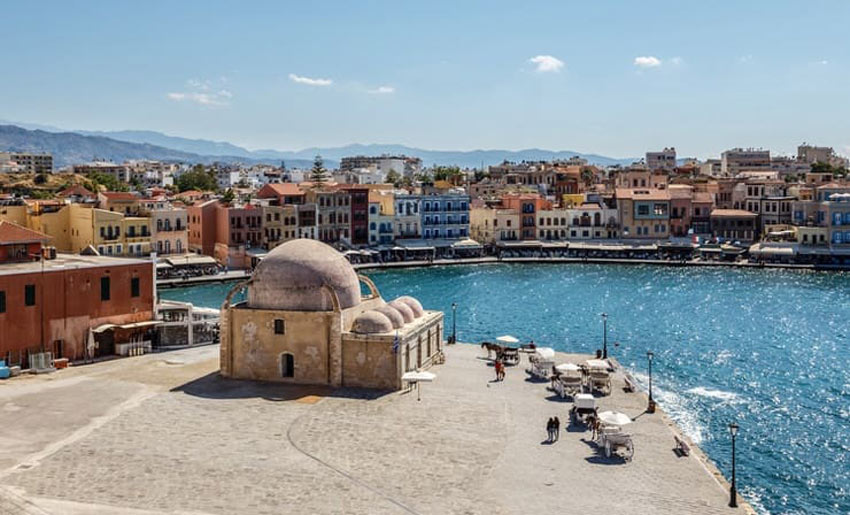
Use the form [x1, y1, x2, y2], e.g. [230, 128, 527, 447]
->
[0, 221, 51, 244]
[710, 209, 757, 218]
[259, 183, 305, 197]
[100, 191, 138, 201]
[57, 185, 95, 198]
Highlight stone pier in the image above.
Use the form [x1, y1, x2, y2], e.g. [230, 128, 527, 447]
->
[0, 343, 754, 514]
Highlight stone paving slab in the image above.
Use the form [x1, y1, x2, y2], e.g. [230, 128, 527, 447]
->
[0, 343, 752, 514]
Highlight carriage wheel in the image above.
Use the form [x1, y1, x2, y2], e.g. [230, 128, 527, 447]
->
[626, 442, 634, 461]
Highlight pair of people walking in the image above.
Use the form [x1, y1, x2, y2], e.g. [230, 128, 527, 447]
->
[546, 416, 561, 442]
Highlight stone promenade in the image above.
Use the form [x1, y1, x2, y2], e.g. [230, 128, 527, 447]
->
[0, 343, 752, 514]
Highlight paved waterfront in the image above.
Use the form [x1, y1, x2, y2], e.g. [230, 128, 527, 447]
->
[0, 344, 751, 514]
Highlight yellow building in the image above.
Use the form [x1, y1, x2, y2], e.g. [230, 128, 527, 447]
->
[262, 204, 298, 250]
[561, 194, 584, 208]
[220, 239, 444, 390]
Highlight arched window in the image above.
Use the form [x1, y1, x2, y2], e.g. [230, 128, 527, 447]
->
[594, 212, 601, 226]
[280, 353, 294, 378]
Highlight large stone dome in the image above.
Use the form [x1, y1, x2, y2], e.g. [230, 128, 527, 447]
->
[247, 239, 361, 311]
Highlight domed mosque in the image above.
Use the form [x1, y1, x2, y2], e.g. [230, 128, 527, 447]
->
[220, 239, 445, 389]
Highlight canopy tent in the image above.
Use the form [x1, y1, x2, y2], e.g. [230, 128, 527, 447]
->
[155, 262, 173, 270]
[534, 347, 555, 360]
[598, 410, 632, 426]
[496, 335, 519, 344]
[92, 320, 160, 333]
[574, 393, 596, 411]
[556, 363, 580, 373]
[585, 359, 609, 370]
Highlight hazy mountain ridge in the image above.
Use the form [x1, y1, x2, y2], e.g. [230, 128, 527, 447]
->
[0, 120, 638, 168]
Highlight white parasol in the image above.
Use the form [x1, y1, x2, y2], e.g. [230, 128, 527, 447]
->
[598, 410, 632, 426]
[496, 335, 519, 344]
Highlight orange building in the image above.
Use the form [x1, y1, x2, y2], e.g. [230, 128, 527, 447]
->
[0, 255, 155, 367]
[499, 194, 552, 240]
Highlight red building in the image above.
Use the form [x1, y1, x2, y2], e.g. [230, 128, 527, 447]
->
[187, 199, 219, 256]
[0, 255, 155, 367]
[214, 204, 263, 268]
[0, 221, 51, 263]
[342, 186, 369, 245]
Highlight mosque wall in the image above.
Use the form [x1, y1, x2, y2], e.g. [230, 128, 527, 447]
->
[226, 306, 334, 385]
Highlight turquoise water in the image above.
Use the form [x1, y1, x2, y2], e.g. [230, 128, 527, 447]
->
[160, 264, 850, 515]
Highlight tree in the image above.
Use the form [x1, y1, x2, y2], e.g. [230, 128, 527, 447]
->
[385, 170, 402, 187]
[176, 164, 217, 192]
[88, 171, 129, 192]
[433, 166, 463, 183]
[220, 188, 236, 204]
[580, 167, 595, 187]
[33, 173, 48, 185]
[311, 155, 328, 186]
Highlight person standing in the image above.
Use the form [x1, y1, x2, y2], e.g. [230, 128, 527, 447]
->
[494, 359, 501, 381]
[553, 416, 561, 441]
[546, 417, 554, 442]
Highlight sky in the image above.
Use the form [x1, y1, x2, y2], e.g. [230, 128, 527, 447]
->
[2, 1, 850, 159]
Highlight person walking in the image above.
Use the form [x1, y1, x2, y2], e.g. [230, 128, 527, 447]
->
[546, 417, 554, 442]
[553, 416, 561, 441]
[498, 359, 506, 381]
[494, 359, 502, 382]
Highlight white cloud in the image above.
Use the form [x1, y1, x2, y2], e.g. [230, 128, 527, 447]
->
[167, 78, 231, 106]
[289, 73, 333, 86]
[819, 59, 829, 65]
[529, 55, 564, 73]
[368, 86, 395, 94]
[166, 92, 230, 106]
[670, 56, 683, 66]
[738, 54, 753, 64]
[634, 56, 662, 68]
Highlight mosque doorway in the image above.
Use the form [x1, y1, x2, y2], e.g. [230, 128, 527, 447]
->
[279, 353, 294, 378]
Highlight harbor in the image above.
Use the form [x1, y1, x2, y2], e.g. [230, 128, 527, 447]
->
[0, 342, 752, 514]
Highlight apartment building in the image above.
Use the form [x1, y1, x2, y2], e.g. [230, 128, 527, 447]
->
[0, 151, 53, 173]
[616, 188, 671, 239]
[721, 148, 770, 176]
[646, 148, 677, 171]
[152, 208, 188, 255]
[411, 193, 470, 240]
[261, 204, 298, 250]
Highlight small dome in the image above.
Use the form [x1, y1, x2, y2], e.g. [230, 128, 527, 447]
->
[388, 299, 415, 323]
[351, 311, 393, 334]
[247, 239, 361, 311]
[373, 304, 404, 329]
[396, 296, 424, 318]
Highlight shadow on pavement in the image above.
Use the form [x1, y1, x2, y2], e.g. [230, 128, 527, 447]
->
[170, 372, 390, 402]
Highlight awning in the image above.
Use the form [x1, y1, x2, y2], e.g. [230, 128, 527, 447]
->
[452, 238, 482, 249]
[155, 262, 173, 269]
[166, 255, 217, 267]
[497, 240, 543, 248]
[91, 320, 160, 333]
[749, 244, 797, 256]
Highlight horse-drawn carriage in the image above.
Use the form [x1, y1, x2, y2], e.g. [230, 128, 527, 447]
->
[569, 393, 597, 426]
[551, 362, 583, 398]
[585, 359, 612, 395]
[527, 347, 556, 380]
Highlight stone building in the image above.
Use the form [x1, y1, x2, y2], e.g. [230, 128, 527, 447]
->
[220, 239, 444, 390]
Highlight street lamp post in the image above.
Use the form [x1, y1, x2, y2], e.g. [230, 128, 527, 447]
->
[646, 350, 656, 413]
[601, 313, 608, 359]
[729, 422, 739, 508]
[450, 302, 457, 344]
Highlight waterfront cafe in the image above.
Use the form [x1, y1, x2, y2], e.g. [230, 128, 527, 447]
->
[450, 238, 484, 258]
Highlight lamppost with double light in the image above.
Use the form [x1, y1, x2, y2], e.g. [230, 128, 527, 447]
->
[601, 313, 608, 359]
[450, 302, 457, 344]
[646, 350, 656, 413]
[729, 422, 739, 508]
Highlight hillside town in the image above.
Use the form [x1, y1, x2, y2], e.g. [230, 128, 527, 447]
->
[0, 143, 849, 372]
[1, 144, 849, 269]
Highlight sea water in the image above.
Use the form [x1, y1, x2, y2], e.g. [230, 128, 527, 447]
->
[160, 263, 850, 515]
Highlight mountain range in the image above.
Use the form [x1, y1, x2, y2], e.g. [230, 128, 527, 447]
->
[0, 120, 637, 170]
